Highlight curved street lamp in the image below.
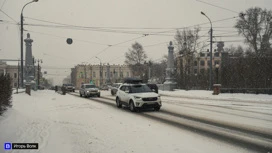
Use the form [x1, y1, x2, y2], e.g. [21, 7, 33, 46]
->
[20, 0, 39, 88]
[201, 11, 213, 91]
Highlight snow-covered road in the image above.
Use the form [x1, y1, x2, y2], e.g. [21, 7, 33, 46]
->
[0, 90, 270, 153]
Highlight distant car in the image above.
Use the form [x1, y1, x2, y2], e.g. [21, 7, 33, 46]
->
[110, 83, 123, 95]
[100, 85, 109, 90]
[38, 85, 45, 90]
[63, 84, 75, 92]
[116, 78, 162, 112]
[79, 84, 100, 98]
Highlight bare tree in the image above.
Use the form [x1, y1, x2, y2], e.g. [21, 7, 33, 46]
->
[125, 42, 148, 78]
[174, 27, 203, 54]
[174, 27, 204, 89]
[149, 55, 168, 84]
[235, 7, 272, 56]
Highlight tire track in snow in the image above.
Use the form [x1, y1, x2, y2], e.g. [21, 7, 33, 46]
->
[68, 93, 272, 152]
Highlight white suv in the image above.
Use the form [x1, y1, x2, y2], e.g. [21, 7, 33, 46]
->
[116, 83, 162, 112]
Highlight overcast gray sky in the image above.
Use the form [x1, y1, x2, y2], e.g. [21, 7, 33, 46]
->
[1, 0, 272, 84]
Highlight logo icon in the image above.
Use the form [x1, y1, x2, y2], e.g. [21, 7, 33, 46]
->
[4, 143, 12, 150]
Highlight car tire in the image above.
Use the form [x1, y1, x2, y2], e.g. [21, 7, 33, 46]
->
[116, 97, 122, 108]
[129, 100, 136, 112]
[154, 106, 161, 111]
[84, 93, 88, 98]
[73, 90, 75, 92]
[97, 94, 100, 97]
[80, 93, 82, 97]
[111, 90, 114, 96]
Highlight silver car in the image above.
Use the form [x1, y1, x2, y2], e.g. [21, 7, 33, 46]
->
[79, 84, 100, 98]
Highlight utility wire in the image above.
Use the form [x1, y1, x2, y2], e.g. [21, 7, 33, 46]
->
[24, 16, 238, 36]
[196, 0, 239, 14]
[26, 29, 111, 46]
[0, 0, 8, 10]
[0, 9, 17, 23]
[85, 35, 147, 63]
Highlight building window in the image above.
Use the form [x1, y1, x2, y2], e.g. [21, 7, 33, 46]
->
[200, 69, 205, 74]
[194, 61, 197, 66]
[207, 60, 211, 66]
[200, 60, 205, 66]
[14, 73, 17, 78]
[116, 72, 118, 77]
[93, 72, 96, 78]
[111, 72, 113, 77]
[194, 69, 197, 74]
[127, 72, 129, 77]
[105, 72, 107, 77]
[14, 82, 17, 87]
[214, 52, 219, 57]
[200, 53, 205, 57]
[80, 72, 84, 78]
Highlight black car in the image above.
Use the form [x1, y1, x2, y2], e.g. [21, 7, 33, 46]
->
[63, 84, 75, 92]
[110, 83, 123, 95]
[146, 84, 158, 94]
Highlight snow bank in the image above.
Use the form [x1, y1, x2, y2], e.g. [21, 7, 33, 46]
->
[159, 89, 272, 103]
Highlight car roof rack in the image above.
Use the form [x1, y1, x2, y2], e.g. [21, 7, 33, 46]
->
[123, 77, 143, 84]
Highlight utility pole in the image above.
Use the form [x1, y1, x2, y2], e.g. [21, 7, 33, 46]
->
[17, 61, 19, 94]
[20, 13, 23, 88]
[35, 59, 42, 89]
[84, 64, 86, 83]
[201, 11, 213, 90]
[95, 57, 102, 87]
[20, 0, 38, 88]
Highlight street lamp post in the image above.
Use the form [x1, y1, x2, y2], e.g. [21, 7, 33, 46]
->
[34, 59, 42, 89]
[215, 64, 219, 84]
[95, 57, 102, 87]
[20, 0, 39, 88]
[201, 11, 213, 90]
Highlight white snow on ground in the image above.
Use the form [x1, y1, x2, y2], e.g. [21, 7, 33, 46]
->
[101, 91, 272, 136]
[159, 89, 272, 103]
[0, 90, 256, 153]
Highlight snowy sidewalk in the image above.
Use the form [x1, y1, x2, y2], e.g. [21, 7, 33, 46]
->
[159, 90, 272, 103]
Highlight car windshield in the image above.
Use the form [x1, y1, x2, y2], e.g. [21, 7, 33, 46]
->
[130, 85, 152, 93]
[67, 84, 73, 86]
[85, 85, 96, 88]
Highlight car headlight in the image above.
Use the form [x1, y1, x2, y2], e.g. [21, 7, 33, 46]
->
[134, 96, 141, 99]
[87, 91, 90, 93]
[98, 90, 100, 92]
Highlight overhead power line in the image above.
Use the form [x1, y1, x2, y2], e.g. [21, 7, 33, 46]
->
[196, 0, 239, 14]
[85, 34, 148, 63]
[23, 16, 238, 36]
[26, 29, 111, 46]
[0, 0, 7, 10]
[0, 9, 17, 23]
